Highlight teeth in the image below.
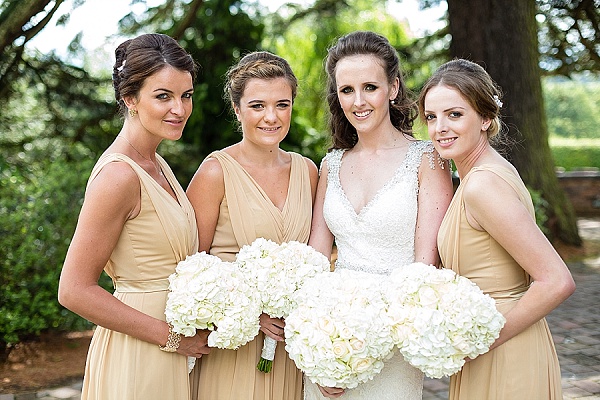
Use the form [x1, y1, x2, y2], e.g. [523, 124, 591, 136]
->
[355, 111, 370, 117]
[439, 138, 455, 144]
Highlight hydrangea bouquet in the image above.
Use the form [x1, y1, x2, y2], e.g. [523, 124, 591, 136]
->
[284, 269, 396, 388]
[235, 238, 331, 372]
[165, 252, 262, 372]
[384, 263, 506, 378]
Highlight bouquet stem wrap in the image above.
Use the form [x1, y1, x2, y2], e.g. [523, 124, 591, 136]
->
[235, 238, 331, 374]
[257, 336, 277, 372]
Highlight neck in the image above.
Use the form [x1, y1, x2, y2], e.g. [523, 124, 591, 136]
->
[455, 138, 492, 178]
[354, 126, 408, 152]
[236, 139, 283, 167]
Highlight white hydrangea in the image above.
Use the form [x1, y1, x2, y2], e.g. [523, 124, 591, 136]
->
[385, 263, 505, 378]
[285, 269, 395, 388]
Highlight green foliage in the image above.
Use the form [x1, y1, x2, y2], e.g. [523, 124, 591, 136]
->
[549, 138, 600, 171]
[527, 186, 550, 234]
[0, 144, 96, 349]
[264, 0, 415, 161]
[543, 80, 600, 139]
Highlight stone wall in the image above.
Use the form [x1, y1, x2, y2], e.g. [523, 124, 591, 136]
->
[557, 170, 600, 217]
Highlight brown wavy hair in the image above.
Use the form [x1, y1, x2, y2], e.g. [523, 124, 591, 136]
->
[325, 31, 417, 149]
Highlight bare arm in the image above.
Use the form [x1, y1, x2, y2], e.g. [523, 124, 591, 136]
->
[308, 159, 334, 261]
[186, 157, 225, 253]
[414, 153, 453, 266]
[58, 162, 209, 357]
[464, 170, 575, 349]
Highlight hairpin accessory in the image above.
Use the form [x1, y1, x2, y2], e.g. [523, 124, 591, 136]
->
[493, 95, 503, 108]
[117, 60, 126, 72]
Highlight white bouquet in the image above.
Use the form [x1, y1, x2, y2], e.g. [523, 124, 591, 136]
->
[165, 252, 262, 372]
[235, 238, 330, 372]
[285, 269, 396, 389]
[384, 263, 506, 378]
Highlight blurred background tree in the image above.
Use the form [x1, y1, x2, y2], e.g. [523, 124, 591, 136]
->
[1, 0, 599, 356]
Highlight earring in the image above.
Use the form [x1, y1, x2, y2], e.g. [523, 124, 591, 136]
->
[390, 99, 396, 105]
[129, 109, 138, 117]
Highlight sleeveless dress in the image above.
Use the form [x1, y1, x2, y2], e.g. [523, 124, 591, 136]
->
[437, 164, 563, 400]
[304, 141, 438, 400]
[81, 153, 199, 400]
[191, 150, 312, 400]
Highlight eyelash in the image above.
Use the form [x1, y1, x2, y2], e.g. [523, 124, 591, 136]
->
[156, 93, 193, 100]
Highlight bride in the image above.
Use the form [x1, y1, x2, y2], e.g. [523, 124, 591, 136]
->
[306, 31, 453, 399]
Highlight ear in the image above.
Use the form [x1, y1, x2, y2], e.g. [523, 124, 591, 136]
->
[482, 117, 492, 131]
[123, 95, 137, 109]
[389, 77, 400, 101]
[233, 102, 241, 121]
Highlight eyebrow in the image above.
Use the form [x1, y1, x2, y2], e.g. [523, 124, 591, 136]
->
[246, 99, 292, 104]
[152, 87, 194, 93]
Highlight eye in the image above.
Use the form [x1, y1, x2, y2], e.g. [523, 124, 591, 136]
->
[365, 84, 377, 91]
[182, 92, 193, 99]
[340, 86, 353, 94]
[250, 103, 264, 110]
[449, 111, 462, 118]
[424, 113, 435, 121]
[156, 93, 169, 100]
[277, 102, 291, 109]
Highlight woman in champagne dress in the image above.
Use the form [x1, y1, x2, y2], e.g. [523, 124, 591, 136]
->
[186, 51, 318, 400]
[418, 58, 575, 399]
[58, 34, 210, 400]
[306, 31, 453, 400]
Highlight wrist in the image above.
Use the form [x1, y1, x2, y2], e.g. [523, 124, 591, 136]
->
[158, 323, 181, 352]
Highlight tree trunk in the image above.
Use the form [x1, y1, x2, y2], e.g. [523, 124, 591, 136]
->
[447, 0, 581, 245]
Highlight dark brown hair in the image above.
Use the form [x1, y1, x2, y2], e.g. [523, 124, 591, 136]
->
[112, 33, 197, 117]
[325, 31, 417, 149]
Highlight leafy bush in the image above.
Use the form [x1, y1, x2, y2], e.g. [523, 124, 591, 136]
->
[550, 138, 600, 171]
[0, 142, 102, 358]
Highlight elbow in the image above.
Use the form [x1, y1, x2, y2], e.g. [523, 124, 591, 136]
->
[57, 280, 78, 312]
[562, 275, 576, 300]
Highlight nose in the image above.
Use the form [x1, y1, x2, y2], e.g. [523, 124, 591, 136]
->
[171, 99, 185, 116]
[263, 106, 277, 123]
[353, 90, 365, 107]
[435, 117, 447, 134]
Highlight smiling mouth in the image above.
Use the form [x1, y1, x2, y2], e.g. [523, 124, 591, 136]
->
[260, 127, 280, 132]
[354, 110, 371, 118]
[439, 137, 456, 144]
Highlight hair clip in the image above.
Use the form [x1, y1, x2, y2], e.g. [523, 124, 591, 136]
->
[493, 95, 503, 108]
[117, 60, 126, 72]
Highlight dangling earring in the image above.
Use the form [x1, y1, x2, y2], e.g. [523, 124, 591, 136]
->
[129, 109, 138, 117]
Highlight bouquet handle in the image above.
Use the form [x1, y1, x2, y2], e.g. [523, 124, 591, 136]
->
[257, 336, 277, 372]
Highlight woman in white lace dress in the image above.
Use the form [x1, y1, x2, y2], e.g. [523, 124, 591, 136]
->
[306, 31, 454, 400]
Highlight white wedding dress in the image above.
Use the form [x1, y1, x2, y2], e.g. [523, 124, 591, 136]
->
[304, 141, 437, 400]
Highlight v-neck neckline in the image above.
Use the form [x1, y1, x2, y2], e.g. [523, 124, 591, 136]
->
[336, 142, 416, 217]
[220, 151, 292, 213]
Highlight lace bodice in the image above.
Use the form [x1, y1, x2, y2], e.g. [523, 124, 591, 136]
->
[323, 141, 436, 275]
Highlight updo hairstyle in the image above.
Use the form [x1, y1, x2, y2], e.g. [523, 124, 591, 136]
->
[112, 33, 197, 117]
[224, 51, 298, 109]
[418, 59, 503, 139]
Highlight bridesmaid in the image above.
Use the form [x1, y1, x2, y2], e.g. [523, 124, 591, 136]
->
[419, 58, 575, 399]
[186, 51, 318, 400]
[58, 34, 210, 400]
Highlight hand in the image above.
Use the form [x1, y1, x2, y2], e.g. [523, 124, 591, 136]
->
[177, 329, 211, 358]
[318, 384, 345, 398]
[259, 313, 285, 342]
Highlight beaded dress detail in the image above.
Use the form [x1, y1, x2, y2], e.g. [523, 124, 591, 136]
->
[303, 140, 436, 400]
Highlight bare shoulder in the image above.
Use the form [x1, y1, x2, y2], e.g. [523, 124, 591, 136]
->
[88, 160, 140, 197]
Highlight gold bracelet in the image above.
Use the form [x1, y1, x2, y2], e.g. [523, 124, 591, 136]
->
[158, 324, 181, 352]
